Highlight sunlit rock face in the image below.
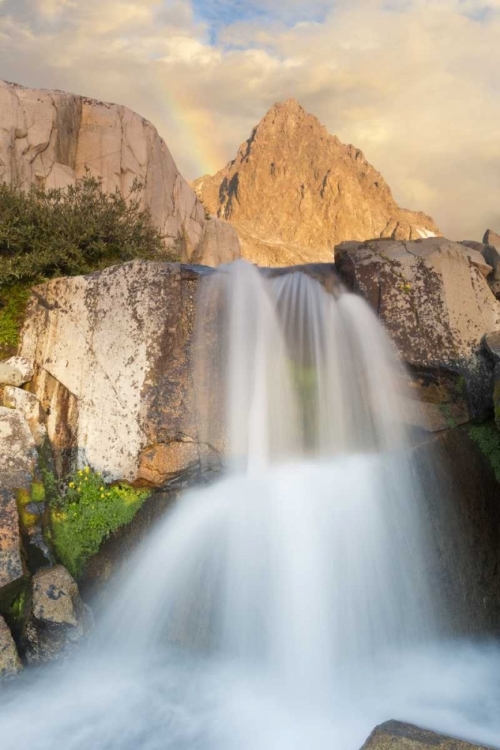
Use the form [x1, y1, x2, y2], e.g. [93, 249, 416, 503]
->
[0, 80, 240, 267]
[194, 98, 440, 266]
[336, 237, 500, 431]
[18, 261, 217, 486]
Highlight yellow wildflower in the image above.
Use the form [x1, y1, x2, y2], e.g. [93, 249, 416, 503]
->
[68, 482, 75, 488]
[85, 466, 90, 474]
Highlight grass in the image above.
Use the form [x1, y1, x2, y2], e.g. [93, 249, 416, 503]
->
[46, 467, 150, 578]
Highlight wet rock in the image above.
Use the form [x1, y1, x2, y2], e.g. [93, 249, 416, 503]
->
[335, 237, 500, 430]
[2, 387, 47, 446]
[414, 423, 500, 636]
[483, 332, 500, 427]
[0, 357, 34, 387]
[19, 261, 217, 484]
[0, 615, 22, 679]
[361, 720, 491, 750]
[22, 565, 93, 664]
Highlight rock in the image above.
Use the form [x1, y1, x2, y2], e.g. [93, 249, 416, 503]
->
[459, 244, 493, 277]
[2, 387, 47, 446]
[483, 332, 500, 427]
[19, 261, 217, 484]
[483, 229, 500, 248]
[0, 615, 22, 679]
[335, 237, 500, 430]
[361, 720, 491, 750]
[462, 240, 500, 298]
[194, 98, 440, 266]
[0, 356, 34, 387]
[414, 423, 500, 635]
[0, 489, 26, 608]
[22, 565, 93, 664]
[193, 217, 241, 267]
[0, 406, 38, 490]
[0, 79, 205, 259]
[0, 407, 49, 591]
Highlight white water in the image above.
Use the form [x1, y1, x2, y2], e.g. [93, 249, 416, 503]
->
[1, 260, 500, 749]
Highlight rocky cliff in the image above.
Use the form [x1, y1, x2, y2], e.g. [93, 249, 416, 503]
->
[194, 99, 440, 266]
[0, 80, 240, 266]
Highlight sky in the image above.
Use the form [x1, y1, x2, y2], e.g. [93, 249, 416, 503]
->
[0, 0, 499, 240]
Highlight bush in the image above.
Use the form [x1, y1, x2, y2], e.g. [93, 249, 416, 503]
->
[0, 282, 32, 358]
[46, 466, 150, 578]
[0, 175, 176, 287]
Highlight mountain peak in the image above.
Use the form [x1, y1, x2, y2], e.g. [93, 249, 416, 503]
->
[194, 102, 440, 267]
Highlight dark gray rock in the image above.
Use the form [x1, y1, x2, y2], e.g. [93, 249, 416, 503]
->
[361, 720, 491, 750]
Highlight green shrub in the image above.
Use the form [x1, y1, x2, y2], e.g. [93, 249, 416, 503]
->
[47, 466, 150, 578]
[0, 282, 32, 358]
[0, 175, 177, 287]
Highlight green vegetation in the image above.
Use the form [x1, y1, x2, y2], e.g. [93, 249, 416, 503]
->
[17, 480, 46, 529]
[0, 282, 32, 358]
[0, 175, 173, 287]
[6, 585, 29, 630]
[0, 175, 181, 356]
[46, 466, 150, 578]
[468, 421, 500, 483]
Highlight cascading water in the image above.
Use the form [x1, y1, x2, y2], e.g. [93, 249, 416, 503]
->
[1, 260, 500, 750]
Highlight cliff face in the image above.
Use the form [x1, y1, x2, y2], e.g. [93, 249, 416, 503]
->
[194, 99, 440, 266]
[0, 80, 240, 264]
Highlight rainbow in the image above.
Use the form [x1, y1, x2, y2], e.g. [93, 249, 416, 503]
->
[153, 87, 228, 179]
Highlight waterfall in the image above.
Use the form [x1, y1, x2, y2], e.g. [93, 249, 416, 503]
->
[0, 261, 499, 750]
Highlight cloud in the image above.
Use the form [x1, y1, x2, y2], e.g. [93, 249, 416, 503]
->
[0, 0, 498, 239]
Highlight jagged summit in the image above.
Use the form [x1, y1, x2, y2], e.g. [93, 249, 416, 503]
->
[194, 99, 440, 266]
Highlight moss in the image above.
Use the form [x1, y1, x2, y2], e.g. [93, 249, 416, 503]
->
[468, 421, 500, 484]
[0, 283, 32, 359]
[16, 481, 47, 530]
[6, 585, 30, 630]
[30, 481, 46, 503]
[47, 467, 150, 578]
[440, 402, 458, 430]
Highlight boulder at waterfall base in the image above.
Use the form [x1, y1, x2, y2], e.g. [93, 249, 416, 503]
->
[21, 565, 93, 664]
[361, 721, 492, 750]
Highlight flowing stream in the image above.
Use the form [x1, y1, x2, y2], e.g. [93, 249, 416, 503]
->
[1, 260, 500, 749]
